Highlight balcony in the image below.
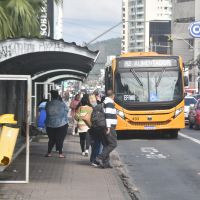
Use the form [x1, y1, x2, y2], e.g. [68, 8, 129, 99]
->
[136, 11, 144, 15]
[136, 4, 144, 8]
[135, 39, 144, 43]
[136, 24, 144, 28]
[135, 32, 144, 36]
[135, 46, 144, 50]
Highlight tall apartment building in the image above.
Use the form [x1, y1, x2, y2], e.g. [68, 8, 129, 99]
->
[172, 0, 200, 91]
[122, 0, 172, 53]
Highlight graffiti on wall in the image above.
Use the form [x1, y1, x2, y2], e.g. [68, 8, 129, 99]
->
[0, 39, 68, 62]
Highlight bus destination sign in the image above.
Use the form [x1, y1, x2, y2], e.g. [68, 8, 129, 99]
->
[119, 59, 178, 68]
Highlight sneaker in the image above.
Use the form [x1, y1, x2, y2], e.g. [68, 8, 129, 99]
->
[82, 152, 85, 156]
[85, 150, 89, 157]
[95, 157, 103, 167]
[102, 163, 113, 169]
[91, 161, 100, 167]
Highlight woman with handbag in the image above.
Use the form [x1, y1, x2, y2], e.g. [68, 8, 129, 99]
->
[70, 94, 80, 135]
[75, 94, 92, 156]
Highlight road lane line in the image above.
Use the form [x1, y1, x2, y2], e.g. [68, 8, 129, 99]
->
[179, 132, 200, 145]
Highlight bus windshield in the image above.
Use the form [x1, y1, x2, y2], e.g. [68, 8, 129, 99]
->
[115, 68, 182, 103]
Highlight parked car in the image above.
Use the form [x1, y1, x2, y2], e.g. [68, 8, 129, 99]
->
[184, 96, 197, 123]
[188, 100, 200, 129]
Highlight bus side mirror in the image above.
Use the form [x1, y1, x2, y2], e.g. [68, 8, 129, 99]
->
[184, 76, 189, 87]
[190, 104, 195, 109]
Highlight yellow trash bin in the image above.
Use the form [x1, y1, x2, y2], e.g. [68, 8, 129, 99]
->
[0, 114, 17, 124]
[0, 114, 19, 166]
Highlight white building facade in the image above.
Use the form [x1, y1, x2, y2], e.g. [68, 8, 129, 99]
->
[53, 0, 63, 40]
[122, 0, 172, 53]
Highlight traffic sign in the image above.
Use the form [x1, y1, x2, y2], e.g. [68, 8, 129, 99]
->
[189, 21, 200, 38]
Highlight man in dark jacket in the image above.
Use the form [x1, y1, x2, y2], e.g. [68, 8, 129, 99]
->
[96, 90, 117, 168]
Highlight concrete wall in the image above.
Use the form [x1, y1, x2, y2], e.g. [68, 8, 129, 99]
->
[172, 0, 195, 62]
[172, 0, 200, 90]
[194, 0, 200, 60]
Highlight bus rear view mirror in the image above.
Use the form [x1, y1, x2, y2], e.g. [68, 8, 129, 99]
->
[184, 76, 189, 87]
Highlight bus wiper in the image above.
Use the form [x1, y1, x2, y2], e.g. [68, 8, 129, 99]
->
[155, 68, 166, 88]
[130, 68, 143, 87]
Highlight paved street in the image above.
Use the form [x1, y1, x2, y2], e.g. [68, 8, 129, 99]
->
[117, 127, 200, 200]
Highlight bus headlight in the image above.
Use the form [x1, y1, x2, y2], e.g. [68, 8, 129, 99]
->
[117, 110, 125, 119]
[174, 108, 183, 118]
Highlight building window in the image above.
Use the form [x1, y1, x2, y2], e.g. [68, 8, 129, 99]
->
[188, 39, 194, 49]
[174, 17, 195, 23]
[177, 0, 194, 2]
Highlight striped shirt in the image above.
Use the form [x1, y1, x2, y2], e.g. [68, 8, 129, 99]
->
[104, 97, 117, 128]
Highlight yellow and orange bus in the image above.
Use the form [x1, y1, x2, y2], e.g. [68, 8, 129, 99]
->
[105, 52, 185, 138]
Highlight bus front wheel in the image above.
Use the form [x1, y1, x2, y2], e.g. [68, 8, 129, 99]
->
[170, 130, 178, 139]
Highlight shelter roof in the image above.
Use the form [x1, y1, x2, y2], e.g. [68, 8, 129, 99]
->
[0, 38, 99, 80]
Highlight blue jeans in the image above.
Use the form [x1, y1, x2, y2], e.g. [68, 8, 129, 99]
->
[90, 137, 101, 162]
[89, 127, 104, 162]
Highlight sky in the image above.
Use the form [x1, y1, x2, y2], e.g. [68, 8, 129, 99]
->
[63, 0, 122, 45]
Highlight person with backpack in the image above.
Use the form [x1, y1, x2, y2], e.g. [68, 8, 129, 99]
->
[89, 94, 103, 166]
[95, 90, 117, 168]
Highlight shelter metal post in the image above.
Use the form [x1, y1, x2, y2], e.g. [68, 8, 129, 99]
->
[0, 75, 31, 184]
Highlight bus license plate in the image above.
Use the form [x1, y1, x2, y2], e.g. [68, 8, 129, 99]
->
[144, 126, 156, 130]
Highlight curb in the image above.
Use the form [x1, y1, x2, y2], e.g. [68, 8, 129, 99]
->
[111, 150, 141, 200]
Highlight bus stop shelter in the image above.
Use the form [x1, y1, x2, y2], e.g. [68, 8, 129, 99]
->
[0, 37, 99, 183]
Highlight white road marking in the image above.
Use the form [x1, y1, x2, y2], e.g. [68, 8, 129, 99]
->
[141, 147, 167, 159]
[179, 132, 200, 145]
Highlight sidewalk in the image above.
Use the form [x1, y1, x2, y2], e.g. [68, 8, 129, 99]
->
[0, 132, 131, 200]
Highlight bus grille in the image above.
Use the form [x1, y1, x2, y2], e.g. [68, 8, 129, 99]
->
[128, 120, 171, 126]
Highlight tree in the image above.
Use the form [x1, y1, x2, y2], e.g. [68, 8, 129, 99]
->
[0, 0, 62, 40]
[7, 0, 42, 37]
[0, 5, 13, 39]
